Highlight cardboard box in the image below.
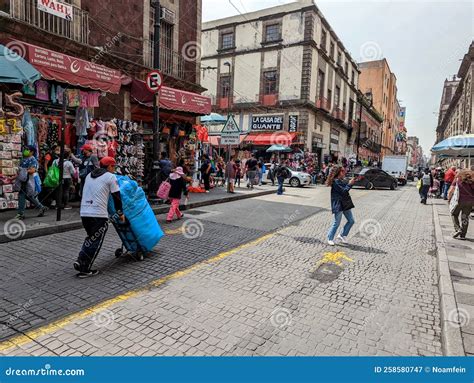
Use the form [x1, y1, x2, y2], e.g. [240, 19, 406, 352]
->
[4, 192, 14, 201]
[1, 168, 16, 176]
[0, 151, 12, 159]
[11, 135, 21, 143]
[0, 160, 13, 168]
[7, 201, 18, 209]
[0, 198, 7, 209]
[0, 143, 12, 151]
[11, 143, 21, 151]
[2, 184, 13, 193]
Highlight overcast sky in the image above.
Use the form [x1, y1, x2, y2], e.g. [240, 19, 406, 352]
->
[202, 0, 473, 154]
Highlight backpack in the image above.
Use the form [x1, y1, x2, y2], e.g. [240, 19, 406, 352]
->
[421, 173, 431, 186]
[276, 166, 290, 179]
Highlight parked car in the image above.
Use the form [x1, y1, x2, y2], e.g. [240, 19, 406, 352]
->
[406, 166, 415, 181]
[264, 164, 311, 187]
[350, 167, 398, 190]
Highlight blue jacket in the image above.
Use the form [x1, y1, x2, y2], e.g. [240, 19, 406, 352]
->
[330, 179, 353, 214]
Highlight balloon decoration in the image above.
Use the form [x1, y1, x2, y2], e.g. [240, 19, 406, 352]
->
[4, 92, 24, 118]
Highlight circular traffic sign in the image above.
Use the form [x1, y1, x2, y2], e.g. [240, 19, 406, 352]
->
[146, 70, 163, 93]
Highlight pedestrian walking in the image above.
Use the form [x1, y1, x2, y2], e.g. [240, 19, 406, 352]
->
[235, 159, 242, 188]
[74, 157, 124, 278]
[158, 152, 172, 187]
[257, 157, 265, 186]
[53, 147, 75, 210]
[166, 167, 188, 223]
[77, 144, 99, 197]
[419, 168, 433, 204]
[448, 169, 474, 240]
[268, 160, 277, 186]
[326, 165, 356, 246]
[275, 160, 290, 195]
[200, 154, 212, 193]
[443, 166, 456, 200]
[246, 153, 258, 189]
[225, 157, 236, 193]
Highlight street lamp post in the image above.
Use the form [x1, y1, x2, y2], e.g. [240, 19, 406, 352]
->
[149, 0, 161, 200]
[224, 61, 232, 193]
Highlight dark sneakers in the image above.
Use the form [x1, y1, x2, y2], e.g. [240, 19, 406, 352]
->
[37, 206, 48, 217]
[77, 270, 100, 278]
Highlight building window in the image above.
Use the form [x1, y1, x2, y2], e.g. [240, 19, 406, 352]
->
[321, 30, 327, 51]
[327, 89, 332, 108]
[351, 70, 355, 84]
[330, 42, 335, 59]
[343, 102, 346, 114]
[161, 21, 173, 51]
[344, 62, 348, 76]
[335, 86, 340, 107]
[265, 24, 281, 43]
[263, 70, 278, 94]
[220, 75, 231, 98]
[337, 52, 342, 66]
[220, 32, 234, 49]
[317, 70, 325, 98]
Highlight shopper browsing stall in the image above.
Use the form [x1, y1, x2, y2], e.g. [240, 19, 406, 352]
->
[52, 147, 76, 210]
[76, 144, 99, 196]
[166, 167, 188, 223]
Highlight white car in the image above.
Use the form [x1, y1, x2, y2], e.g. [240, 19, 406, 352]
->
[265, 164, 311, 187]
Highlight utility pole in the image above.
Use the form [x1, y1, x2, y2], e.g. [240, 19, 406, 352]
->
[224, 62, 232, 193]
[149, 0, 161, 200]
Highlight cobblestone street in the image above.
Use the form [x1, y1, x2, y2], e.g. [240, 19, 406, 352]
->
[0, 184, 450, 356]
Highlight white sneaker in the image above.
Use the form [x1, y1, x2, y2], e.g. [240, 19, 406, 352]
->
[337, 234, 347, 243]
[328, 240, 335, 246]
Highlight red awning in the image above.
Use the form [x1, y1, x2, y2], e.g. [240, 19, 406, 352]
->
[243, 132, 297, 146]
[131, 79, 211, 116]
[6, 40, 122, 93]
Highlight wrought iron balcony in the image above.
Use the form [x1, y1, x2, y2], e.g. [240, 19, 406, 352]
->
[8, 0, 89, 44]
[145, 45, 185, 80]
[316, 97, 330, 112]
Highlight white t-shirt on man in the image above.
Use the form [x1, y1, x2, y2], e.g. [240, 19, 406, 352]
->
[80, 172, 120, 218]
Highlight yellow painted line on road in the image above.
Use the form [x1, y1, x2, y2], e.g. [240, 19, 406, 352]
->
[164, 228, 184, 235]
[0, 233, 275, 353]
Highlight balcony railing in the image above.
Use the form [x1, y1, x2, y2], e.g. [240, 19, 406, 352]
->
[145, 45, 185, 80]
[257, 93, 278, 106]
[332, 108, 346, 121]
[316, 97, 330, 112]
[8, 0, 89, 44]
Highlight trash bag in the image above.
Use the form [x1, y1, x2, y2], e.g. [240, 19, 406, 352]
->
[44, 164, 60, 188]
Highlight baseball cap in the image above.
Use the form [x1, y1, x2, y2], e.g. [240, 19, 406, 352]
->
[81, 144, 93, 152]
[100, 157, 116, 167]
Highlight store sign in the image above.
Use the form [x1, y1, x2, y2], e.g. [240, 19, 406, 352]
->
[9, 40, 121, 93]
[37, 0, 73, 21]
[288, 115, 298, 133]
[251, 115, 283, 131]
[221, 135, 240, 145]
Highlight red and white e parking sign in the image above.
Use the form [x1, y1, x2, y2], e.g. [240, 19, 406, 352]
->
[146, 70, 163, 93]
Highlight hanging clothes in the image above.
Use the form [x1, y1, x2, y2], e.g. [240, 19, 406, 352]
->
[35, 80, 49, 101]
[37, 117, 48, 144]
[23, 82, 36, 96]
[50, 84, 57, 104]
[22, 109, 36, 146]
[56, 85, 65, 104]
[47, 119, 60, 148]
[75, 107, 89, 136]
[67, 89, 81, 107]
[87, 92, 100, 108]
[79, 91, 88, 107]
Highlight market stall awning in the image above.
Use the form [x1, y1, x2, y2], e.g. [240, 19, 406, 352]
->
[208, 135, 246, 147]
[3, 40, 122, 93]
[243, 132, 297, 146]
[131, 79, 211, 116]
[0, 44, 41, 84]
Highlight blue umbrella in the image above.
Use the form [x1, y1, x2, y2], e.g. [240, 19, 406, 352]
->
[0, 44, 40, 84]
[266, 144, 292, 153]
[200, 113, 227, 124]
[431, 134, 474, 158]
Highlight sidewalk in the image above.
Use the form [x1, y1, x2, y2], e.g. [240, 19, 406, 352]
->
[432, 198, 474, 356]
[0, 184, 279, 243]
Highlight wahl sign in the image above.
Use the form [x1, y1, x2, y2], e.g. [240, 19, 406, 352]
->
[37, 0, 73, 21]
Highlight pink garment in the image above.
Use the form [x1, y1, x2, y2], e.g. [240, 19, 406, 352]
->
[79, 91, 89, 107]
[167, 198, 183, 221]
[35, 80, 49, 101]
[87, 92, 100, 108]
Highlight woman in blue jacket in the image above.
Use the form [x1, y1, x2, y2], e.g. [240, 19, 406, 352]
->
[326, 165, 356, 246]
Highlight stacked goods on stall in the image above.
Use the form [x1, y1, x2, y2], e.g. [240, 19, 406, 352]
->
[0, 121, 23, 210]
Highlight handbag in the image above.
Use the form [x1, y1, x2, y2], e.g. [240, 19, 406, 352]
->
[341, 194, 355, 211]
[157, 178, 171, 200]
[449, 184, 459, 214]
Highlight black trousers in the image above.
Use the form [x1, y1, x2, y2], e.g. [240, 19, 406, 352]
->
[77, 217, 109, 272]
[202, 173, 210, 191]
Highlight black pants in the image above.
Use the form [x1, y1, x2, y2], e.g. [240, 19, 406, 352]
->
[202, 173, 210, 191]
[57, 178, 72, 208]
[77, 217, 109, 272]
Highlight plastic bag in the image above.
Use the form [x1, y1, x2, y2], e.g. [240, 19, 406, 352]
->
[44, 164, 60, 188]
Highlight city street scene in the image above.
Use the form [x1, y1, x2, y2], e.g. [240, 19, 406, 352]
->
[0, 0, 473, 381]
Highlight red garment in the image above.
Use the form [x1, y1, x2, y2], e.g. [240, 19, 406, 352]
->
[453, 179, 474, 205]
[107, 140, 118, 157]
[445, 169, 456, 183]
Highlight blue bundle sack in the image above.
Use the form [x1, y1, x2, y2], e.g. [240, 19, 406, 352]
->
[108, 175, 164, 252]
